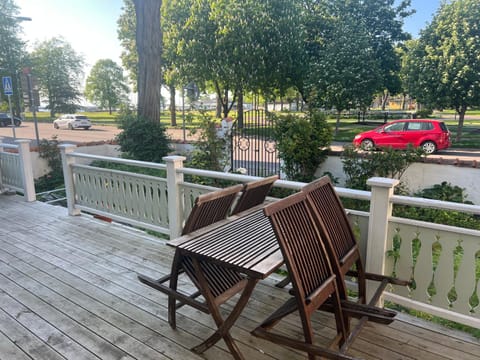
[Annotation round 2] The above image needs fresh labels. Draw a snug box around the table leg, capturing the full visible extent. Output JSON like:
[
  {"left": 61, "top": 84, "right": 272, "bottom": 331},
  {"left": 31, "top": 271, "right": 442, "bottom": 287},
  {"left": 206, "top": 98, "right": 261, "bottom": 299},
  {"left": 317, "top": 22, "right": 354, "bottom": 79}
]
[{"left": 190, "top": 258, "right": 258, "bottom": 360}]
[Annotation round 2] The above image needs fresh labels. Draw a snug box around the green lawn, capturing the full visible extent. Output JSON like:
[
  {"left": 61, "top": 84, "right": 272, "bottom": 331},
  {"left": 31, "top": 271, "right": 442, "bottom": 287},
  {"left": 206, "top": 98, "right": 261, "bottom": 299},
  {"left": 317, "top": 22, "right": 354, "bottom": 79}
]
[{"left": 22, "top": 110, "right": 480, "bottom": 149}]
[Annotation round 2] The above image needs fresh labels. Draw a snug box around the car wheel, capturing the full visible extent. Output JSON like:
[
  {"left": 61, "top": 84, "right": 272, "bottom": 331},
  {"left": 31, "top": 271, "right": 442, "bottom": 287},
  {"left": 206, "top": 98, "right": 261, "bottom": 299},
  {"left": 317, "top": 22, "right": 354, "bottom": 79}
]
[
  {"left": 421, "top": 141, "right": 437, "bottom": 154},
  {"left": 54, "top": 123, "right": 59, "bottom": 129},
  {"left": 84, "top": 127, "right": 90, "bottom": 130},
  {"left": 68, "top": 123, "right": 73, "bottom": 130},
  {"left": 360, "top": 139, "right": 374, "bottom": 150},
  {"left": 14, "top": 120, "right": 21, "bottom": 126}
]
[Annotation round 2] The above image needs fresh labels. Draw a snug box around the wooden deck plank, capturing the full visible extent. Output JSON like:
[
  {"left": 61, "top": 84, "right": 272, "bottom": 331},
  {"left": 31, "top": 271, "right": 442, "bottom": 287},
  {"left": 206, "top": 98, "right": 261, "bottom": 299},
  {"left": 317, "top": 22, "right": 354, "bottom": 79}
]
[
  {"left": 0, "top": 234, "right": 284, "bottom": 360},
  {"left": 0, "top": 273, "right": 99, "bottom": 360},
  {"left": 0, "top": 308, "right": 64, "bottom": 360},
  {"left": 0, "top": 196, "right": 479, "bottom": 360}
]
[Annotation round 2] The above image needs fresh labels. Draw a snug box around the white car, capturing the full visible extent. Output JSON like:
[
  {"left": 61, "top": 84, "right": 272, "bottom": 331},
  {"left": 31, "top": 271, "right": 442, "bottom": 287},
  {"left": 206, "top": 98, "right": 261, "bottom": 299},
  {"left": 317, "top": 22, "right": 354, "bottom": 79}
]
[{"left": 53, "top": 114, "right": 92, "bottom": 130}]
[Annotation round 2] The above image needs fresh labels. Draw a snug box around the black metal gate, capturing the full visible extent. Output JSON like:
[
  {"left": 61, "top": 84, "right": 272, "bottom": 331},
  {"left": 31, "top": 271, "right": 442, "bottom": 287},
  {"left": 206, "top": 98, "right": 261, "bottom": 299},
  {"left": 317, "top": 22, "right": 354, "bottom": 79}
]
[{"left": 230, "top": 109, "right": 280, "bottom": 177}]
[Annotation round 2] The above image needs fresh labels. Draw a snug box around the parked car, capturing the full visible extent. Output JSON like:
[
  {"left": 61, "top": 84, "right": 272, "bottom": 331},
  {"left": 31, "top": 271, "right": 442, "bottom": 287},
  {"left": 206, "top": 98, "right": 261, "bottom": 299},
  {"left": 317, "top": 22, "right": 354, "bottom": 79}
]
[
  {"left": 352, "top": 119, "right": 451, "bottom": 154},
  {"left": 53, "top": 114, "right": 92, "bottom": 130},
  {"left": 0, "top": 113, "right": 22, "bottom": 127}
]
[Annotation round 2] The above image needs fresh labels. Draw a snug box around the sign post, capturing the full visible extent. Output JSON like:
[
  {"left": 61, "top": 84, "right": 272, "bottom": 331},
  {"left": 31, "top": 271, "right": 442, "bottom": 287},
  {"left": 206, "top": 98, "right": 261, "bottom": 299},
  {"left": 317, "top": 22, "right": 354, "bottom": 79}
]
[{"left": 2, "top": 76, "right": 16, "bottom": 139}]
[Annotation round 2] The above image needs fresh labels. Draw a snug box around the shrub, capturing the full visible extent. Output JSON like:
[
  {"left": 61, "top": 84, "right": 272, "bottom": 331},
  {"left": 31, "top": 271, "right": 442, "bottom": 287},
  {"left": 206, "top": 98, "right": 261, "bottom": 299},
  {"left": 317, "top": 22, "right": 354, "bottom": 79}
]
[
  {"left": 116, "top": 110, "right": 171, "bottom": 162},
  {"left": 185, "top": 112, "right": 235, "bottom": 187},
  {"left": 34, "top": 136, "right": 64, "bottom": 193},
  {"left": 273, "top": 111, "right": 332, "bottom": 182},
  {"left": 394, "top": 182, "right": 479, "bottom": 230},
  {"left": 341, "top": 145, "right": 424, "bottom": 191},
  {"left": 415, "top": 108, "right": 433, "bottom": 118}
]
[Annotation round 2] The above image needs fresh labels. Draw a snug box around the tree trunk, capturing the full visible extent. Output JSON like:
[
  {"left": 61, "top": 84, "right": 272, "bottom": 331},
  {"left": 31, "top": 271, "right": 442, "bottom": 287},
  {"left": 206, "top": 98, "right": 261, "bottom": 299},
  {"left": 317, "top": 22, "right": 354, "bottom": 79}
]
[
  {"left": 133, "top": 0, "right": 162, "bottom": 123},
  {"left": 223, "top": 88, "right": 229, "bottom": 118},
  {"left": 169, "top": 84, "right": 176, "bottom": 126},
  {"left": 381, "top": 91, "right": 389, "bottom": 111},
  {"left": 335, "top": 111, "right": 341, "bottom": 135},
  {"left": 237, "top": 89, "right": 243, "bottom": 126},
  {"left": 456, "top": 105, "right": 467, "bottom": 142},
  {"left": 216, "top": 94, "right": 222, "bottom": 118}
]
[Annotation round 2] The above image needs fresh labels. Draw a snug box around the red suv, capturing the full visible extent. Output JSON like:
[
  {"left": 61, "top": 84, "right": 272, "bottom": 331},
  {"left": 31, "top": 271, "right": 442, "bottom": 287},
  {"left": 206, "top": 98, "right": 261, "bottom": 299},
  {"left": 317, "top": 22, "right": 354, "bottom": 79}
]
[{"left": 353, "top": 119, "right": 451, "bottom": 154}]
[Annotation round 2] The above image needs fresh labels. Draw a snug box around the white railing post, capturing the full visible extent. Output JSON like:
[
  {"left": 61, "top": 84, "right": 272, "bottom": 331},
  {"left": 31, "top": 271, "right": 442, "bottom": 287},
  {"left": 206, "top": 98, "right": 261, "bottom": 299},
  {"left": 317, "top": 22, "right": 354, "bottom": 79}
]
[
  {"left": 365, "top": 177, "right": 399, "bottom": 304},
  {"left": 15, "top": 139, "right": 36, "bottom": 202},
  {"left": 59, "top": 144, "right": 81, "bottom": 216},
  {"left": 164, "top": 155, "right": 186, "bottom": 239}
]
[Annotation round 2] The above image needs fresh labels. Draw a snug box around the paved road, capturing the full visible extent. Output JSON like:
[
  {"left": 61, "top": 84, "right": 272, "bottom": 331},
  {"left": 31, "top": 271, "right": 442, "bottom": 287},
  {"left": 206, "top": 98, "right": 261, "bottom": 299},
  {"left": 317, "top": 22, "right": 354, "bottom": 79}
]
[
  {"left": 0, "top": 121, "right": 198, "bottom": 145},
  {"left": 1, "top": 121, "right": 479, "bottom": 161}
]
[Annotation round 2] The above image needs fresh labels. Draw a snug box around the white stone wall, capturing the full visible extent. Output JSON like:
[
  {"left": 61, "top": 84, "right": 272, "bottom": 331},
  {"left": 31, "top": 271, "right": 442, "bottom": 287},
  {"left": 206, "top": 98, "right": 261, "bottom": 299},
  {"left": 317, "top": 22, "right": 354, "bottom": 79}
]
[{"left": 317, "top": 156, "right": 480, "bottom": 205}]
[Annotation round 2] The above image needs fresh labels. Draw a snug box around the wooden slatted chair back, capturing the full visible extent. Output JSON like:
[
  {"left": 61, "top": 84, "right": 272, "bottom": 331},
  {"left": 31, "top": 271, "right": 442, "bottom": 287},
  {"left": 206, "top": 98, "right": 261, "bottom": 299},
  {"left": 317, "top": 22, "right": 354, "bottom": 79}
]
[
  {"left": 302, "top": 176, "right": 366, "bottom": 301},
  {"left": 262, "top": 191, "right": 348, "bottom": 356},
  {"left": 302, "top": 176, "right": 411, "bottom": 306},
  {"left": 302, "top": 176, "right": 358, "bottom": 263},
  {"left": 230, "top": 175, "right": 278, "bottom": 215},
  {"left": 182, "top": 184, "right": 244, "bottom": 235}
]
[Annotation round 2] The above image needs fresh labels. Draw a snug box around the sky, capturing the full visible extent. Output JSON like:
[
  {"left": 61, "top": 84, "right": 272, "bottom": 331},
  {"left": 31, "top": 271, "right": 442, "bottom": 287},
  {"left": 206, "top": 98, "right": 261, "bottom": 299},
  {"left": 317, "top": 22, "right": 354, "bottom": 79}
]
[
  {"left": 15, "top": 0, "right": 124, "bottom": 72},
  {"left": 14, "top": 0, "right": 442, "bottom": 77}
]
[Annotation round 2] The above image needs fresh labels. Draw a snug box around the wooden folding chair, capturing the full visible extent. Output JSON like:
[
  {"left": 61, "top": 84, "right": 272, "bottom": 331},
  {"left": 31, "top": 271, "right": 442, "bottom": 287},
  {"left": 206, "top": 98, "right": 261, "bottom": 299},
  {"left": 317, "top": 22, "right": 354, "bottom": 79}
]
[
  {"left": 254, "top": 192, "right": 402, "bottom": 359},
  {"left": 302, "top": 176, "right": 410, "bottom": 305},
  {"left": 138, "top": 184, "right": 245, "bottom": 329},
  {"left": 230, "top": 175, "right": 278, "bottom": 215},
  {"left": 252, "top": 192, "right": 355, "bottom": 360}
]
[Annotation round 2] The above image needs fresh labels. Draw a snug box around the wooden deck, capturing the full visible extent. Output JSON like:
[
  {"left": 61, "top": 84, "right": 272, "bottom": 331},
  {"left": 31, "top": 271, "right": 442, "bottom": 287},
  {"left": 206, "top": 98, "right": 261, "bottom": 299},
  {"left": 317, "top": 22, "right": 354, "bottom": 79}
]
[{"left": 0, "top": 195, "right": 478, "bottom": 360}]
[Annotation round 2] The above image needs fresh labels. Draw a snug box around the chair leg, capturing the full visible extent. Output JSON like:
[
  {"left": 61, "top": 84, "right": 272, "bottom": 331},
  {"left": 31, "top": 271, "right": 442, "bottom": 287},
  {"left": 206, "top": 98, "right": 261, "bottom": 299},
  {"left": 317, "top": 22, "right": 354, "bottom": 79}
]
[{"left": 168, "top": 251, "right": 183, "bottom": 329}]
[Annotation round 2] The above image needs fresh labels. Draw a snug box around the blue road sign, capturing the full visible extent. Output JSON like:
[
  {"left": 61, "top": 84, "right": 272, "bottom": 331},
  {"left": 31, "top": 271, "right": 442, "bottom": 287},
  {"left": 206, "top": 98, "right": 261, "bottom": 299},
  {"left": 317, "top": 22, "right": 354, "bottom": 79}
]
[{"left": 2, "top": 76, "right": 13, "bottom": 95}]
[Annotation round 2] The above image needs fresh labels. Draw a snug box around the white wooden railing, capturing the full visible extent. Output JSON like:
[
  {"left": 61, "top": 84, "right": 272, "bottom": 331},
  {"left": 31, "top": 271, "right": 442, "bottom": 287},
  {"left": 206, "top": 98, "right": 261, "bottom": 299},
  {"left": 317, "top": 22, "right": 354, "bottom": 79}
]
[
  {"left": 0, "top": 139, "right": 35, "bottom": 201},
  {"left": 59, "top": 145, "right": 480, "bottom": 328}
]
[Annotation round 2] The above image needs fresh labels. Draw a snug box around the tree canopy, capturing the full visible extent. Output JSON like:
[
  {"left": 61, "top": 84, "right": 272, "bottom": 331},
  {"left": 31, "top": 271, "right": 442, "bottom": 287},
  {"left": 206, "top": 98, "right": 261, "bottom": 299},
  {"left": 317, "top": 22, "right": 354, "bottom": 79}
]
[
  {"left": 0, "top": 0, "right": 27, "bottom": 115},
  {"left": 85, "top": 59, "right": 129, "bottom": 114},
  {"left": 30, "top": 37, "right": 84, "bottom": 117},
  {"left": 402, "top": 0, "right": 480, "bottom": 140},
  {"left": 167, "top": 0, "right": 303, "bottom": 118}
]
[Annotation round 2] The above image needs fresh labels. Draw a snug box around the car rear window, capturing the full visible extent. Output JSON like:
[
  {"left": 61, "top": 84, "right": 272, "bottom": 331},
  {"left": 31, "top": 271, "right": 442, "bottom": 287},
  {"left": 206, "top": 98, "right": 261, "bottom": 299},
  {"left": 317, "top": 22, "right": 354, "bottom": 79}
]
[
  {"left": 74, "top": 116, "right": 88, "bottom": 120},
  {"left": 439, "top": 122, "right": 449, "bottom": 131}
]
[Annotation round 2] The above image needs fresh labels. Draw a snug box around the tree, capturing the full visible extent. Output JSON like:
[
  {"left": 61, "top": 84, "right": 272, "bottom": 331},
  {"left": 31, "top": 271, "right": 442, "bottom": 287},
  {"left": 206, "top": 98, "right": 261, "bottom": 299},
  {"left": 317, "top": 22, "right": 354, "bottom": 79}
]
[
  {"left": 118, "top": 0, "right": 186, "bottom": 126},
  {"left": 402, "top": 0, "right": 480, "bottom": 141},
  {"left": 117, "top": 0, "right": 137, "bottom": 89},
  {"left": 174, "top": 0, "right": 302, "bottom": 119},
  {"left": 132, "top": 0, "right": 162, "bottom": 123},
  {"left": 299, "top": 0, "right": 413, "bottom": 110},
  {"left": 0, "top": 0, "right": 27, "bottom": 115},
  {"left": 85, "top": 59, "right": 129, "bottom": 114},
  {"left": 304, "top": 5, "right": 381, "bottom": 134},
  {"left": 351, "top": 0, "right": 413, "bottom": 107},
  {"left": 30, "top": 37, "right": 84, "bottom": 117}
]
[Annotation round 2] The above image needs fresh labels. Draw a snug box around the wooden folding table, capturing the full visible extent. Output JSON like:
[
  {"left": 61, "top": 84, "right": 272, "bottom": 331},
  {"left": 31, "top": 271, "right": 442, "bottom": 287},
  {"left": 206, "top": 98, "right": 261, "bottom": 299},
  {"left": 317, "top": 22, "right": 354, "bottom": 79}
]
[{"left": 169, "top": 208, "right": 283, "bottom": 359}]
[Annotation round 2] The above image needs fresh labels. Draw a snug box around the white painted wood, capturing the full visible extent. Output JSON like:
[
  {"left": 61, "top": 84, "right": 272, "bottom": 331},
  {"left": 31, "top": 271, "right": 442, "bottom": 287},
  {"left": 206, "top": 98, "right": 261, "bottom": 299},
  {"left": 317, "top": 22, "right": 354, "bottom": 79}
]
[
  {"left": 365, "top": 177, "right": 399, "bottom": 304},
  {"left": 15, "top": 139, "right": 35, "bottom": 202},
  {"left": 59, "top": 144, "right": 81, "bottom": 216},
  {"left": 164, "top": 156, "right": 186, "bottom": 239}
]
